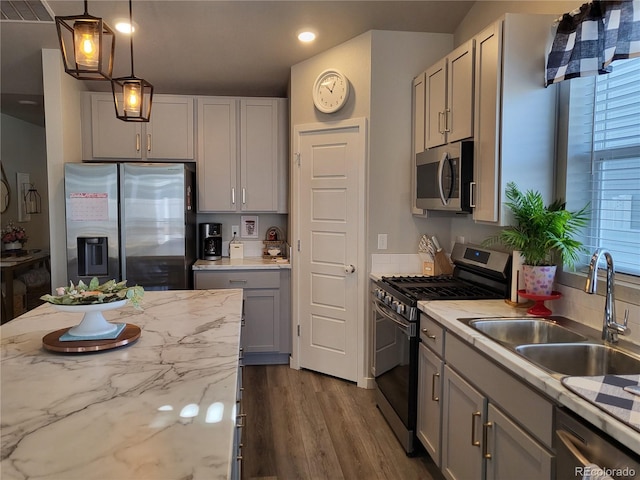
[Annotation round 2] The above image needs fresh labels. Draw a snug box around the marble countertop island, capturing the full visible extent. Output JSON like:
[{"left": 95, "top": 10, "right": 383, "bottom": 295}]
[{"left": 1, "top": 289, "right": 243, "bottom": 480}]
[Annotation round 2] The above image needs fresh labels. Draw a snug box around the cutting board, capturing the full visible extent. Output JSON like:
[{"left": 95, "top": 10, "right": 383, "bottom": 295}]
[{"left": 562, "top": 375, "right": 640, "bottom": 432}]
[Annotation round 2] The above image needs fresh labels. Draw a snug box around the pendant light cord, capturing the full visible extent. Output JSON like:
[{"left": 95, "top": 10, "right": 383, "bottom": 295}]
[
  {"left": 83, "top": 0, "right": 88, "bottom": 15},
  {"left": 128, "top": 0, "right": 135, "bottom": 77}
]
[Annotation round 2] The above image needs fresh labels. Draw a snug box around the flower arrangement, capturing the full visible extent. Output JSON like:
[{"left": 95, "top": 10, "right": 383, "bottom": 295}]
[
  {"left": 41, "top": 278, "right": 144, "bottom": 308},
  {"left": 1, "top": 221, "right": 28, "bottom": 244}
]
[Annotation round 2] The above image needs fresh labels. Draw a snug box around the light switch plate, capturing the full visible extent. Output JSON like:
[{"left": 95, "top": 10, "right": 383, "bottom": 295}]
[{"left": 378, "top": 234, "right": 388, "bottom": 250}]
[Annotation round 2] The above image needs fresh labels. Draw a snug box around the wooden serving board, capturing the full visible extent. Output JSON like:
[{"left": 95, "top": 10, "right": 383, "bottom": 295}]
[{"left": 42, "top": 324, "right": 141, "bottom": 353}]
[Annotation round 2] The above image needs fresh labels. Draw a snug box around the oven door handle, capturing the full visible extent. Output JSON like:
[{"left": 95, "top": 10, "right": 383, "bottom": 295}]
[{"left": 373, "top": 300, "right": 415, "bottom": 337}]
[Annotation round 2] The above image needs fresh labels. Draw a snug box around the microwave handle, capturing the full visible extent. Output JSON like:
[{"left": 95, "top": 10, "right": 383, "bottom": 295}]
[
  {"left": 437, "top": 152, "right": 449, "bottom": 205},
  {"left": 470, "top": 182, "right": 477, "bottom": 208}
]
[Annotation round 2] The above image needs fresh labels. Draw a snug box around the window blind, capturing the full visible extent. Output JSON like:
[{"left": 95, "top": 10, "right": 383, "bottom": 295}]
[{"left": 567, "top": 57, "right": 640, "bottom": 276}]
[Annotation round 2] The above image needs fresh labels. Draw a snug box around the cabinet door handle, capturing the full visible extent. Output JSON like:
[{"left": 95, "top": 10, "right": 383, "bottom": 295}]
[
  {"left": 469, "top": 182, "right": 477, "bottom": 208},
  {"left": 147, "top": 133, "right": 151, "bottom": 152},
  {"left": 229, "top": 279, "right": 248, "bottom": 284},
  {"left": 431, "top": 372, "right": 440, "bottom": 402},
  {"left": 242, "top": 188, "right": 246, "bottom": 205},
  {"left": 136, "top": 133, "right": 140, "bottom": 152},
  {"left": 421, "top": 328, "right": 437, "bottom": 340},
  {"left": 438, "top": 111, "right": 445, "bottom": 134},
  {"left": 231, "top": 187, "right": 236, "bottom": 205},
  {"left": 471, "top": 411, "right": 481, "bottom": 446},
  {"left": 444, "top": 108, "right": 451, "bottom": 132},
  {"left": 483, "top": 421, "right": 493, "bottom": 459}
]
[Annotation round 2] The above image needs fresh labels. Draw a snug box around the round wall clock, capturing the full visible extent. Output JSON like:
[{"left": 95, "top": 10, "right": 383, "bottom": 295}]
[{"left": 312, "top": 69, "right": 350, "bottom": 113}]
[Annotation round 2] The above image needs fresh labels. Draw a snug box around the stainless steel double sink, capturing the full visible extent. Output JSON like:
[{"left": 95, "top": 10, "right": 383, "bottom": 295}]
[{"left": 458, "top": 317, "right": 640, "bottom": 377}]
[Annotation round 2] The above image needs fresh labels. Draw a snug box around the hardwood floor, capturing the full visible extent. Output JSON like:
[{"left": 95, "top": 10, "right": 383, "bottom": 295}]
[{"left": 242, "top": 365, "right": 444, "bottom": 480}]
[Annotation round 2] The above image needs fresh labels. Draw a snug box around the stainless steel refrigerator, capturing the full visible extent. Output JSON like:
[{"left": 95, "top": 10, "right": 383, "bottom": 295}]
[{"left": 64, "top": 162, "right": 196, "bottom": 290}]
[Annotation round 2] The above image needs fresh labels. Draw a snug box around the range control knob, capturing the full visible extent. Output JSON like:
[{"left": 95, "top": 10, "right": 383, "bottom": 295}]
[
  {"left": 384, "top": 294, "right": 392, "bottom": 305},
  {"left": 396, "top": 303, "right": 405, "bottom": 315}
]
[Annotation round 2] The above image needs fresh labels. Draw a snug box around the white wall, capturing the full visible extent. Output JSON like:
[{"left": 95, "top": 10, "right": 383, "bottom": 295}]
[
  {"left": 0, "top": 114, "right": 49, "bottom": 250},
  {"left": 42, "top": 49, "right": 86, "bottom": 289},
  {"left": 369, "top": 31, "right": 454, "bottom": 255}
]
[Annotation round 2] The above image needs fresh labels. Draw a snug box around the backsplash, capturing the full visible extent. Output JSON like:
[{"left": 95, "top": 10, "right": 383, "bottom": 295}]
[{"left": 371, "top": 254, "right": 423, "bottom": 274}]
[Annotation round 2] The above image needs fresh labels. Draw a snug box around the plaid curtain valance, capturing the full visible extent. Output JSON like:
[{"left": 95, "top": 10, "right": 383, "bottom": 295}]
[{"left": 545, "top": 0, "right": 640, "bottom": 86}]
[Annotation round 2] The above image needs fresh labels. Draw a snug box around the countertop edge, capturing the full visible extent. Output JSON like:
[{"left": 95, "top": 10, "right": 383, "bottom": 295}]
[{"left": 193, "top": 257, "right": 291, "bottom": 270}]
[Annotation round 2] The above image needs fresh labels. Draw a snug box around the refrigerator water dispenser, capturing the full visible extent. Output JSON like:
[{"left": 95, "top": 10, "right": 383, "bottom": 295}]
[{"left": 77, "top": 237, "right": 108, "bottom": 277}]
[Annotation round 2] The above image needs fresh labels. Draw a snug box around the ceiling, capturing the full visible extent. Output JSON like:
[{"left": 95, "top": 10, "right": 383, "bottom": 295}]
[{"left": 1, "top": 0, "right": 475, "bottom": 125}]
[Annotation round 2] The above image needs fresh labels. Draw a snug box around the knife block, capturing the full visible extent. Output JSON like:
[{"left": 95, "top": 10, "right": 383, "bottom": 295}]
[{"left": 422, "top": 250, "right": 453, "bottom": 276}]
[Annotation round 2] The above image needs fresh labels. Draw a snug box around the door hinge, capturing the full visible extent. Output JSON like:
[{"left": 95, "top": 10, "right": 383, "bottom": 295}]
[
  {"left": 297, "top": 324, "right": 301, "bottom": 336},
  {"left": 295, "top": 152, "right": 301, "bottom": 166}
]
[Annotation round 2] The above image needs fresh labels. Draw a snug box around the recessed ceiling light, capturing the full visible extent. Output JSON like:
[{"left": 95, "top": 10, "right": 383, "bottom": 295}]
[
  {"left": 298, "top": 31, "right": 316, "bottom": 43},
  {"left": 115, "top": 22, "right": 135, "bottom": 34}
]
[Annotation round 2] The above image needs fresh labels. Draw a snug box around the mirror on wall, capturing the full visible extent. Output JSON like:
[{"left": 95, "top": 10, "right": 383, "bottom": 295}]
[{"left": 1, "top": 163, "right": 10, "bottom": 213}]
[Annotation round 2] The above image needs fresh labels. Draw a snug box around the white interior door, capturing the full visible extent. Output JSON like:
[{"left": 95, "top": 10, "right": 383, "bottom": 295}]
[{"left": 294, "top": 120, "right": 365, "bottom": 383}]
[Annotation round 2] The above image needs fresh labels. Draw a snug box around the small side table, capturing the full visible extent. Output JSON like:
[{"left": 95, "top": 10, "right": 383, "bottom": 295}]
[{"left": 1, "top": 251, "right": 50, "bottom": 323}]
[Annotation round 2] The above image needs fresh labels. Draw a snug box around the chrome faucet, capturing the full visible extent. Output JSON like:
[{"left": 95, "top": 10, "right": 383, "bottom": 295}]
[{"left": 584, "top": 249, "right": 630, "bottom": 343}]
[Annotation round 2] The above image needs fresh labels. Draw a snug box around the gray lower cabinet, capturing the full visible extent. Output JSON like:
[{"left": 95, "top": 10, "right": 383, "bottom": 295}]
[
  {"left": 417, "top": 319, "right": 445, "bottom": 466},
  {"left": 194, "top": 269, "right": 291, "bottom": 364},
  {"left": 441, "top": 365, "right": 485, "bottom": 480},
  {"left": 421, "top": 313, "right": 555, "bottom": 480}
]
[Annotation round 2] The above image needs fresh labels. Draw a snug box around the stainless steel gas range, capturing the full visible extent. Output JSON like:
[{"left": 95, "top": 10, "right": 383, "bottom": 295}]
[{"left": 371, "top": 243, "right": 511, "bottom": 455}]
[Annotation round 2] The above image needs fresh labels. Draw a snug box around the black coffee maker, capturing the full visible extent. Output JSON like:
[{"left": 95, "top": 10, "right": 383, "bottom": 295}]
[{"left": 200, "top": 223, "right": 222, "bottom": 260}]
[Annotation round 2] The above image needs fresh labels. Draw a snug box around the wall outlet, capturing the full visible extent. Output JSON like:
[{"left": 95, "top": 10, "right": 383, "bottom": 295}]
[
  {"left": 377, "top": 233, "right": 388, "bottom": 250},
  {"left": 232, "top": 225, "right": 239, "bottom": 237}
]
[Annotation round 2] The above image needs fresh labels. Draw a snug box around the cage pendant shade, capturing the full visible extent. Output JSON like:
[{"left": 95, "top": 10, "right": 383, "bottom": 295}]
[
  {"left": 112, "top": 77, "right": 153, "bottom": 122},
  {"left": 111, "top": 0, "right": 153, "bottom": 122},
  {"left": 55, "top": 1, "right": 114, "bottom": 81}
]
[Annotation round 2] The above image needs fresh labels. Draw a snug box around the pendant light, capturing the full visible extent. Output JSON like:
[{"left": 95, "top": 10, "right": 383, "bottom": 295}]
[
  {"left": 55, "top": 0, "right": 115, "bottom": 81},
  {"left": 111, "top": 0, "right": 153, "bottom": 122}
]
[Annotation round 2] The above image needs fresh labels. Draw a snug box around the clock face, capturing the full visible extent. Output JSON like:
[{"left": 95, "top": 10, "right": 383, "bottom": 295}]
[{"left": 313, "top": 69, "right": 350, "bottom": 113}]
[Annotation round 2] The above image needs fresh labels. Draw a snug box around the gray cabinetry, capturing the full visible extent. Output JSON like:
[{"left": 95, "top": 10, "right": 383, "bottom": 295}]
[
  {"left": 424, "top": 40, "right": 474, "bottom": 149},
  {"left": 417, "top": 317, "right": 445, "bottom": 465},
  {"left": 441, "top": 365, "right": 485, "bottom": 480},
  {"left": 443, "top": 333, "right": 554, "bottom": 480},
  {"left": 472, "top": 14, "right": 557, "bottom": 224},
  {"left": 194, "top": 269, "right": 291, "bottom": 364},
  {"left": 82, "top": 93, "right": 195, "bottom": 160},
  {"left": 197, "top": 97, "right": 288, "bottom": 213}
]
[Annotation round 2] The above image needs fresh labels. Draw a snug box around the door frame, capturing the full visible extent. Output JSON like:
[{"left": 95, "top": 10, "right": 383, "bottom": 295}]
[{"left": 291, "top": 117, "right": 370, "bottom": 388}]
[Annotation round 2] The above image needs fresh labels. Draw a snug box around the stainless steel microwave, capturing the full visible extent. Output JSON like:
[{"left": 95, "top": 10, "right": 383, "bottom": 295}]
[{"left": 416, "top": 140, "right": 473, "bottom": 213}]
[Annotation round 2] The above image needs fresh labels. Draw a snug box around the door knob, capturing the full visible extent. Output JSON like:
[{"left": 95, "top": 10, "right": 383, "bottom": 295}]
[{"left": 344, "top": 264, "right": 356, "bottom": 274}]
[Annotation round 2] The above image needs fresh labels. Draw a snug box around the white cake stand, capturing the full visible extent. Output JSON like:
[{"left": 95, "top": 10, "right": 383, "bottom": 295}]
[{"left": 53, "top": 300, "right": 127, "bottom": 336}]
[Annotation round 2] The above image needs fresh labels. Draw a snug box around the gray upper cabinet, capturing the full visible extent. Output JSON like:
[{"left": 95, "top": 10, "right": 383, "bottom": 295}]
[
  {"left": 197, "top": 97, "right": 288, "bottom": 213},
  {"left": 82, "top": 93, "right": 195, "bottom": 161},
  {"left": 472, "top": 14, "right": 557, "bottom": 225},
  {"left": 424, "top": 40, "right": 474, "bottom": 149}
]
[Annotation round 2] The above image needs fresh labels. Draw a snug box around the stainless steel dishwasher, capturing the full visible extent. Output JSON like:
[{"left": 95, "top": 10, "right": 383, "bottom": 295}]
[{"left": 555, "top": 407, "right": 639, "bottom": 479}]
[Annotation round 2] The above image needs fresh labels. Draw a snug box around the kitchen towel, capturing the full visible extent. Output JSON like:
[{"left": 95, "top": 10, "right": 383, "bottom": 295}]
[{"left": 562, "top": 374, "right": 640, "bottom": 432}]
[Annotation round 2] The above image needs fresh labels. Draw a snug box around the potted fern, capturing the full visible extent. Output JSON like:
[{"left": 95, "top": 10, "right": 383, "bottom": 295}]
[{"left": 483, "top": 182, "right": 589, "bottom": 296}]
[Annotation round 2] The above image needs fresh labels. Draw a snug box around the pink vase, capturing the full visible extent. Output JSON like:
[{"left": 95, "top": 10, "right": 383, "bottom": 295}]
[{"left": 522, "top": 265, "right": 556, "bottom": 296}]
